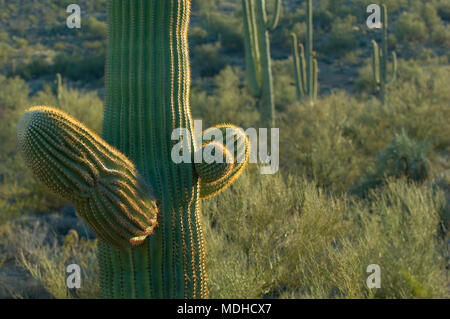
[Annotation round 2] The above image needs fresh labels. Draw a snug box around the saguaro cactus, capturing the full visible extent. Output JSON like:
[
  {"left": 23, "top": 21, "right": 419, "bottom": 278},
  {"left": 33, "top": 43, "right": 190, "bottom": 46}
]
[
  {"left": 17, "top": 0, "right": 250, "bottom": 299},
  {"left": 291, "top": 0, "right": 318, "bottom": 103},
  {"left": 55, "top": 73, "right": 63, "bottom": 106},
  {"left": 242, "top": 0, "right": 282, "bottom": 127},
  {"left": 371, "top": 4, "right": 397, "bottom": 106}
]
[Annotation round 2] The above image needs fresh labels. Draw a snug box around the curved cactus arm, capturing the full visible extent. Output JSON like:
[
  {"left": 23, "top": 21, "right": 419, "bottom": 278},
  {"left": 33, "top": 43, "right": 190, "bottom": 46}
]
[
  {"left": 197, "top": 124, "right": 250, "bottom": 200},
  {"left": 291, "top": 33, "right": 305, "bottom": 99},
  {"left": 195, "top": 141, "right": 235, "bottom": 184},
  {"left": 371, "top": 40, "right": 381, "bottom": 88},
  {"left": 17, "top": 106, "right": 159, "bottom": 249},
  {"left": 312, "top": 58, "right": 318, "bottom": 101},
  {"left": 265, "top": 0, "right": 282, "bottom": 32},
  {"left": 298, "top": 43, "right": 307, "bottom": 95},
  {"left": 389, "top": 51, "right": 397, "bottom": 83}
]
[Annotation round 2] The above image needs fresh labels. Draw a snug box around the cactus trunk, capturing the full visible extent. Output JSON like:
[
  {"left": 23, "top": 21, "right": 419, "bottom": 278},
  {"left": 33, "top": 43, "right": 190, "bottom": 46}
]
[
  {"left": 371, "top": 4, "right": 397, "bottom": 106},
  {"left": 242, "top": 0, "right": 281, "bottom": 127},
  {"left": 101, "top": 0, "right": 206, "bottom": 299}
]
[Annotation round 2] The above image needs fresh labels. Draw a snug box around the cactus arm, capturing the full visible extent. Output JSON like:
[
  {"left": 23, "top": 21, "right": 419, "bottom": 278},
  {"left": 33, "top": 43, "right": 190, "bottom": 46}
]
[
  {"left": 299, "top": 43, "right": 307, "bottom": 95},
  {"left": 265, "top": 0, "right": 282, "bottom": 32},
  {"left": 371, "top": 40, "right": 380, "bottom": 88},
  {"left": 17, "top": 106, "right": 159, "bottom": 249},
  {"left": 389, "top": 51, "right": 397, "bottom": 83},
  {"left": 380, "top": 4, "right": 388, "bottom": 105},
  {"left": 291, "top": 33, "right": 304, "bottom": 100},
  {"left": 312, "top": 58, "right": 318, "bottom": 101},
  {"left": 305, "top": 0, "right": 313, "bottom": 100},
  {"left": 381, "top": 4, "right": 388, "bottom": 84},
  {"left": 196, "top": 124, "right": 250, "bottom": 200}
]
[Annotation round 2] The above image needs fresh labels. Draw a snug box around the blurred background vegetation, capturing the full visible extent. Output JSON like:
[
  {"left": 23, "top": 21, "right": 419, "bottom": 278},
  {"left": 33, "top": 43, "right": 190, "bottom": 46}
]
[{"left": 0, "top": 0, "right": 448, "bottom": 298}]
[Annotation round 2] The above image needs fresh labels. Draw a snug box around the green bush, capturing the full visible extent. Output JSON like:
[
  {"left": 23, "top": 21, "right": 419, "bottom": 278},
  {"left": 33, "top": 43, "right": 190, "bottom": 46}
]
[
  {"left": 395, "top": 12, "right": 428, "bottom": 43},
  {"left": 354, "top": 132, "right": 431, "bottom": 196},
  {"left": 85, "top": 17, "right": 107, "bottom": 39},
  {"left": 191, "top": 42, "right": 226, "bottom": 77},
  {"left": 191, "top": 66, "right": 259, "bottom": 128},
  {"left": 323, "top": 15, "right": 357, "bottom": 53},
  {"left": 437, "top": 0, "right": 450, "bottom": 21},
  {"left": 203, "top": 168, "right": 449, "bottom": 298}
]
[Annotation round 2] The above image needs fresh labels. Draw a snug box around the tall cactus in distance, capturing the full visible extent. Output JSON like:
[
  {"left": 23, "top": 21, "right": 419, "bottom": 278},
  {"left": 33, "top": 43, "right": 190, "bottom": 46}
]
[
  {"left": 371, "top": 4, "right": 397, "bottom": 106},
  {"left": 55, "top": 73, "right": 63, "bottom": 107},
  {"left": 16, "top": 0, "right": 250, "bottom": 299},
  {"left": 242, "top": 0, "right": 282, "bottom": 127},
  {"left": 291, "top": 0, "right": 318, "bottom": 104}
]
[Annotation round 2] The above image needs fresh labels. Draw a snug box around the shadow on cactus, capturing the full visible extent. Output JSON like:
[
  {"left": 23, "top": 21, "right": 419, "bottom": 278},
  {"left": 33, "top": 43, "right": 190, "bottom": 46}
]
[
  {"left": 16, "top": 0, "right": 250, "bottom": 299},
  {"left": 353, "top": 132, "right": 430, "bottom": 197}
]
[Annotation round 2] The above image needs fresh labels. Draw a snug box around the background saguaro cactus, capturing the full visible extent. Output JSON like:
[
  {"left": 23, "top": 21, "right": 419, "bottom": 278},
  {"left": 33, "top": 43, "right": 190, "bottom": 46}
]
[
  {"left": 242, "top": 0, "right": 281, "bottom": 127},
  {"left": 55, "top": 73, "right": 62, "bottom": 106},
  {"left": 17, "top": 0, "right": 249, "bottom": 299},
  {"left": 291, "top": 0, "right": 318, "bottom": 104},
  {"left": 371, "top": 4, "right": 397, "bottom": 106}
]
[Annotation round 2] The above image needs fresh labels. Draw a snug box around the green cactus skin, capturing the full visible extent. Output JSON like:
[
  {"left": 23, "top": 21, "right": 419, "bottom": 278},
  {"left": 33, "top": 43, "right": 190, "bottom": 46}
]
[
  {"left": 371, "top": 5, "right": 397, "bottom": 106},
  {"left": 17, "top": 0, "right": 250, "bottom": 299},
  {"left": 242, "top": 0, "right": 281, "bottom": 127},
  {"left": 291, "top": 0, "right": 318, "bottom": 104}
]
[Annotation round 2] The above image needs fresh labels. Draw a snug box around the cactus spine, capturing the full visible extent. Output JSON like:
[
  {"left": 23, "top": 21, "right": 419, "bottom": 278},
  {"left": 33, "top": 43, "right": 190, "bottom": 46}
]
[
  {"left": 17, "top": 0, "right": 249, "bottom": 299},
  {"left": 242, "top": 0, "right": 281, "bottom": 127},
  {"left": 291, "top": 0, "right": 318, "bottom": 104},
  {"left": 371, "top": 4, "right": 397, "bottom": 106}
]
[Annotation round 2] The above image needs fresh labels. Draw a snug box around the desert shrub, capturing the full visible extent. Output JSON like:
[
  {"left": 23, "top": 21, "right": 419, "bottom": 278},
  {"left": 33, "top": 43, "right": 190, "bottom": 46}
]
[
  {"left": 395, "top": 12, "right": 427, "bottom": 43},
  {"left": 354, "top": 132, "right": 431, "bottom": 196},
  {"left": 355, "top": 181, "right": 448, "bottom": 298},
  {"left": 15, "top": 58, "right": 51, "bottom": 80},
  {"left": 203, "top": 169, "right": 353, "bottom": 298},
  {"left": 279, "top": 92, "right": 369, "bottom": 193},
  {"left": 323, "top": 15, "right": 357, "bottom": 53},
  {"left": 437, "top": 0, "right": 450, "bottom": 21},
  {"left": 191, "top": 66, "right": 259, "bottom": 128},
  {"left": 202, "top": 12, "right": 244, "bottom": 53},
  {"left": 30, "top": 81, "right": 103, "bottom": 134},
  {"left": 52, "top": 53, "right": 105, "bottom": 82},
  {"left": 0, "top": 77, "right": 104, "bottom": 224},
  {"left": 0, "top": 77, "right": 66, "bottom": 223},
  {"left": 189, "top": 26, "right": 208, "bottom": 46},
  {"left": 204, "top": 169, "right": 449, "bottom": 298},
  {"left": 272, "top": 58, "right": 297, "bottom": 112},
  {"left": 0, "top": 220, "right": 99, "bottom": 299},
  {"left": 423, "top": 2, "right": 443, "bottom": 31},
  {"left": 191, "top": 42, "right": 226, "bottom": 78},
  {"left": 0, "top": 43, "right": 13, "bottom": 66},
  {"left": 85, "top": 16, "right": 107, "bottom": 39},
  {"left": 431, "top": 24, "right": 450, "bottom": 46},
  {"left": 433, "top": 172, "right": 450, "bottom": 232}
]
